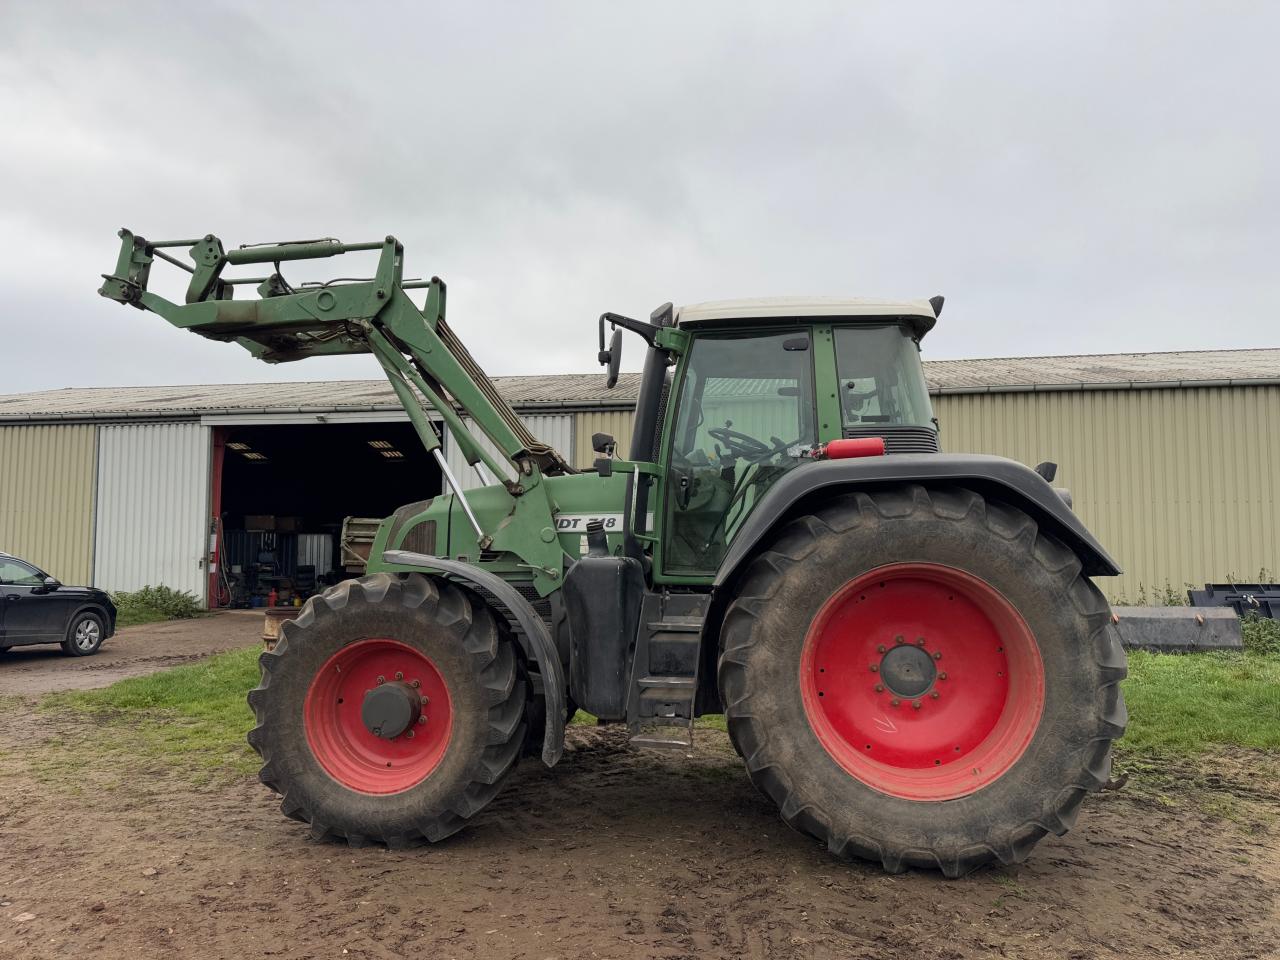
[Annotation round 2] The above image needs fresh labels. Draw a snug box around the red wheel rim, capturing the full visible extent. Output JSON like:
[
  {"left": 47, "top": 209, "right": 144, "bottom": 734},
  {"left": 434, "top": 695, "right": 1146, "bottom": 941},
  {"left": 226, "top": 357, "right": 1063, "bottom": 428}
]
[
  {"left": 799, "top": 563, "right": 1044, "bottom": 801},
  {"left": 304, "top": 638, "right": 452, "bottom": 795}
]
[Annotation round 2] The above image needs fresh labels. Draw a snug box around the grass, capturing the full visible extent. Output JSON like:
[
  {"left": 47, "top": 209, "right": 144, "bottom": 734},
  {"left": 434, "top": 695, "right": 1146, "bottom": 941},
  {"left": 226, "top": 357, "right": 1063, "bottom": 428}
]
[
  {"left": 115, "top": 607, "right": 173, "bottom": 628},
  {"left": 16, "top": 634, "right": 1280, "bottom": 787},
  {"left": 38, "top": 646, "right": 261, "bottom": 778},
  {"left": 1118, "top": 650, "right": 1280, "bottom": 756}
]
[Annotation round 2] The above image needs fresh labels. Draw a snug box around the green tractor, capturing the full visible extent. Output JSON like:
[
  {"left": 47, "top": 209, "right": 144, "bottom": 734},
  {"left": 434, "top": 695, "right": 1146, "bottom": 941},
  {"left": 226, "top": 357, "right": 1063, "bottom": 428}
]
[{"left": 101, "top": 231, "right": 1126, "bottom": 876}]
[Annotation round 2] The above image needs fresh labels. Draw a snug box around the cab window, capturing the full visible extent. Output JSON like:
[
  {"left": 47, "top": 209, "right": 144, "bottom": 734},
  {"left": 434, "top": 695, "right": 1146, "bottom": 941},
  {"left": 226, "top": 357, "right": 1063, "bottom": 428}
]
[
  {"left": 833, "top": 324, "right": 935, "bottom": 430},
  {"left": 664, "top": 330, "right": 816, "bottom": 575}
]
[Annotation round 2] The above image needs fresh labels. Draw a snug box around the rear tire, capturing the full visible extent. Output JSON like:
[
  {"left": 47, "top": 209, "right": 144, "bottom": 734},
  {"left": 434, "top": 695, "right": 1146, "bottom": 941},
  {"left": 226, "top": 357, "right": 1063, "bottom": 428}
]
[
  {"left": 718, "top": 485, "right": 1127, "bottom": 877},
  {"left": 248, "top": 573, "right": 527, "bottom": 847}
]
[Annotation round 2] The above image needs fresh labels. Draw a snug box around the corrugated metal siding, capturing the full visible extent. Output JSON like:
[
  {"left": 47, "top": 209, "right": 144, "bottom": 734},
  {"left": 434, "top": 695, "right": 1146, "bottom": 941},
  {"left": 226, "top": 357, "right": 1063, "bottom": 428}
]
[
  {"left": 934, "top": 386, "right": 1280, "bottom": 601},
  {"left": 443, "top": 415, "right": 575, "bottom": 491},
  {"left": 0, "top": 424, "right": 97, "bottom": 584},
  {"left": 94, "top": 423, "right": 211, "bottom": 600},
  {"left": 298, "top": 533, "right": 335, "bottom": 578},
  {"left": 573, "top": 410, "right": 637, "bottom": 467}
]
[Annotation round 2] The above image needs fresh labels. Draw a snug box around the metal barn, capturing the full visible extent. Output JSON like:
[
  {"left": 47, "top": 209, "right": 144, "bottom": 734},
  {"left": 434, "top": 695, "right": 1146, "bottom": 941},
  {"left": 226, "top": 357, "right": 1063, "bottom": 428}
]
[{"left": 0, "top": 348, "right": 1275, "bottom": 603}]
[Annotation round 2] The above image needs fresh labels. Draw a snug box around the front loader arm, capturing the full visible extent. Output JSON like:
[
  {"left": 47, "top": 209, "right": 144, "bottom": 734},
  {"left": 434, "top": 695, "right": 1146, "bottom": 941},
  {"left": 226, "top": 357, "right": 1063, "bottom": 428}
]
[{"left": 100, "top": 229, "right": 571, "bottom": 594}]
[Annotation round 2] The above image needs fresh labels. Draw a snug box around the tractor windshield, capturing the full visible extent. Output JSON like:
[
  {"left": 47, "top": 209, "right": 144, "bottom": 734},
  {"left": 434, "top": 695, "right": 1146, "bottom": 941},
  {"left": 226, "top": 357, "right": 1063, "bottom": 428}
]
[{"left": 664, "top": 330, "right": 816, "bottom": 574}]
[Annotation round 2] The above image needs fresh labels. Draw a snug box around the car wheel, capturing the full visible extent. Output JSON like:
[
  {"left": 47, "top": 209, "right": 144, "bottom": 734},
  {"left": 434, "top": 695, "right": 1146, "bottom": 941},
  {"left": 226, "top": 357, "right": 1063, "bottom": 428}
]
[{"left": 62, "top": 612, "right": 105, "bottom": 657}]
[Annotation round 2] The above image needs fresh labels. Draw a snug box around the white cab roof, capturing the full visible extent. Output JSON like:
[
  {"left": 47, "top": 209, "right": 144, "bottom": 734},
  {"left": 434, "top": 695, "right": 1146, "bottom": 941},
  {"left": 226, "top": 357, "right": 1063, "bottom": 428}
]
[{"left": 675, "top": 296, "right": 939, "bottom": 327}]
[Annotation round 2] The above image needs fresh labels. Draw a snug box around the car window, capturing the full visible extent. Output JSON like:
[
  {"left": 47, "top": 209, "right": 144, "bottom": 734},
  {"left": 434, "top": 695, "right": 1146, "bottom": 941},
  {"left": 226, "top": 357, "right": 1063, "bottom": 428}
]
[{"left": 0, "top": 558, "right": 44, "bottom": 585}]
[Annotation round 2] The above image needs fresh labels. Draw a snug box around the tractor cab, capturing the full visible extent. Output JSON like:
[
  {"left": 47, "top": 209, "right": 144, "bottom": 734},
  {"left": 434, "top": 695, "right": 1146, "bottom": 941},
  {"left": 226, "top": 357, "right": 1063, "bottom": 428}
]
[{"left": 655, "top": 299, "right": 941, "bottom": 575}]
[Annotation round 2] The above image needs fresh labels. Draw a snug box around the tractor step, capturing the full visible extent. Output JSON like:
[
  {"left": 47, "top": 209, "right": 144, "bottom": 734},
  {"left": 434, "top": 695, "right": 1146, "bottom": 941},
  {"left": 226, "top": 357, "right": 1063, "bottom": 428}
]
[
  {"left": 629, "top": 728, "right": 695, "bottom": 753},
  {"left": 646, "top": 616, "right": 703, "bottom": 632},
  {"left": 627, "top": 594, "right": 710, "bottom": 755}
]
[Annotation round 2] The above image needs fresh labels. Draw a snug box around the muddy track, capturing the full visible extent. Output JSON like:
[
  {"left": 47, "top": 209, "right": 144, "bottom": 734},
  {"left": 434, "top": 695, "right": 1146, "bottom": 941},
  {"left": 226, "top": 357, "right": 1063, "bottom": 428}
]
[{"left": 0, "top": 717, "right": 1276, "bottom": 959}]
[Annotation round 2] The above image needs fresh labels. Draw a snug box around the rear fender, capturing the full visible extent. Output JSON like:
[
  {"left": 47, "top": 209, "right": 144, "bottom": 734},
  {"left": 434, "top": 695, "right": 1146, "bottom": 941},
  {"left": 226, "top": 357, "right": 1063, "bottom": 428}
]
[
  {"left": 381, "top": 550, "right": 565, "bottom": 767},
  {"left": 715, "top": 454, "right": 1121, "bottom": 590}
]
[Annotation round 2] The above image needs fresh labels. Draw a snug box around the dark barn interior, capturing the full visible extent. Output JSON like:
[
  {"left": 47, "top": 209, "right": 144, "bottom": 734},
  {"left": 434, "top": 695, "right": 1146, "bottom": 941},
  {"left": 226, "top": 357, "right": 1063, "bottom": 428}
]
[{"left": 214, "top": 422, "right": 441, "bottom": 606}]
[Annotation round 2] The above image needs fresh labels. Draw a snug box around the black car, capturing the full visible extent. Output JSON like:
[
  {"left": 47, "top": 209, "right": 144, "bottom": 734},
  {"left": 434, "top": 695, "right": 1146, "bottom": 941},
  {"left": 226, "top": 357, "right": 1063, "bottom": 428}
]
[{"left": 0, "top": 552, "right": 116, "bottom": 656}]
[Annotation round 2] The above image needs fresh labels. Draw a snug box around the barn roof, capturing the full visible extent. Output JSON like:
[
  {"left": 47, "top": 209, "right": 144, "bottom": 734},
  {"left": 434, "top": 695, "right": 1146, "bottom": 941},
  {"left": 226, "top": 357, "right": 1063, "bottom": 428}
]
[{"left": 1, "top": 348, "right": 1277, "bottom": 421}]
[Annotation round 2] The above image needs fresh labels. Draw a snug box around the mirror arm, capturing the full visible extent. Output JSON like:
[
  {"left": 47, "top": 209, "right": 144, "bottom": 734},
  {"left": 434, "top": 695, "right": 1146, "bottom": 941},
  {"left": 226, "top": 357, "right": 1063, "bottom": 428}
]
[{"left": 597, "top": 312, "right": 660, "bottom": 347}]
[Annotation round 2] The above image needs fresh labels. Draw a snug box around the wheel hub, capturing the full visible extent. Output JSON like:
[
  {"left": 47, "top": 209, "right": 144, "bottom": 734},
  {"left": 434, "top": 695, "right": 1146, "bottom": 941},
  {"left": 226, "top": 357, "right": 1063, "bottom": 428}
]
[
  {"left": 361, "top": 681, "right": 423, "bottom": 739},
  {"left": 879, "top": 643, "right": 936, "bottom": 698}
]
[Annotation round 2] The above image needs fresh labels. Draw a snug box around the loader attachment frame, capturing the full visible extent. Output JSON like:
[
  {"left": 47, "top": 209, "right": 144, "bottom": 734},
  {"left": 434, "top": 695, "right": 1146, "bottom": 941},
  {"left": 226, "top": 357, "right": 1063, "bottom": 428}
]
[{"left": 100, "top": 229, "right": 572, "bottom": 594}]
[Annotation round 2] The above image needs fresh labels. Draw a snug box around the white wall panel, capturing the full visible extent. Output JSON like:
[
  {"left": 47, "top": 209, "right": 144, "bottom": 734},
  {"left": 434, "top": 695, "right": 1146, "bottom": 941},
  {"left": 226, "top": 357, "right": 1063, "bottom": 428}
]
[
  {"left": 443, "top": 415, "right": 575, "bottom": 491},
  {"left": 94, "top": 423, "right": 211, "bottom": 600}
]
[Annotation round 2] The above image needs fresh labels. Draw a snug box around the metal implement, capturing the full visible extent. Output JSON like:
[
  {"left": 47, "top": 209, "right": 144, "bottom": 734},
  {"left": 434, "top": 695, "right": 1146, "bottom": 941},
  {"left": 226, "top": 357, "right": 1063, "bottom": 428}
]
[
  {"left": 1188, "top": 582, "right": 1280, "bottom": 619},
  {"left": 1112, "top": 605, "right": 1244, "bottom": 652},
  {"left": 101, "top": 229, "right": 569, "bottom": 596}
]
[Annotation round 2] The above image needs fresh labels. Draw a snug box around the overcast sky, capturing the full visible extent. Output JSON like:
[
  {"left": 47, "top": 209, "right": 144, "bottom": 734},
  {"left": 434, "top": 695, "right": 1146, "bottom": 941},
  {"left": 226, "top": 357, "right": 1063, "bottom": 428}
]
[{"left": 1, "top": 1, "right": 1276, "bottom": 395}]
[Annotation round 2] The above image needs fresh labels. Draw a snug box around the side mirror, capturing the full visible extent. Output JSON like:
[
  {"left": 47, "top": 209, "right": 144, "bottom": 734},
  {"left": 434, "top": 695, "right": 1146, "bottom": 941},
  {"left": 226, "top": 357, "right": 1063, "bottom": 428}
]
[
  {"left": 41, "top": 576, "right": 60, "bottom": 593},
  {"left": 591, "top": 432, "right": 616, "bottom": 455},
  {"left": 598, "top": 327, "right": 622, "bottom": 389}
]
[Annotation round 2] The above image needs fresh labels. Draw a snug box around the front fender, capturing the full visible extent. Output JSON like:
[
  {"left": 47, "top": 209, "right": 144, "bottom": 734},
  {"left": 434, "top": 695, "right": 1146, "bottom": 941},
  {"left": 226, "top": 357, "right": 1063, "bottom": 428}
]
[
  {"left": 381, "top": 550, "right": 565, "bottom": 767},
  {"left": 715, "top": 454, "right": 1121, "bottom": 589}
]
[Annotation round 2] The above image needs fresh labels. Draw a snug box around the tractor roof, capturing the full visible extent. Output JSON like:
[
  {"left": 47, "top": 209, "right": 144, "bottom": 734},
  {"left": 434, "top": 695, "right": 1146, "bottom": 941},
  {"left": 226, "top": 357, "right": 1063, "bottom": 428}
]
[{"left": 675, "top": 296, "right": 940, "bottom": 338}]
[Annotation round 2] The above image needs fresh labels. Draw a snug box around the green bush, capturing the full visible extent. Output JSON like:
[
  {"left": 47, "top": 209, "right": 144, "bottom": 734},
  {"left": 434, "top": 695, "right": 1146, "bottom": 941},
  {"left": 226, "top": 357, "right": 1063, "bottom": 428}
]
[
  {"left": 1241, "top": 614, "right": 1280, "bottom": 655},
  {"left": 110, "top": 585, "right": 204, "bottom": 626}
]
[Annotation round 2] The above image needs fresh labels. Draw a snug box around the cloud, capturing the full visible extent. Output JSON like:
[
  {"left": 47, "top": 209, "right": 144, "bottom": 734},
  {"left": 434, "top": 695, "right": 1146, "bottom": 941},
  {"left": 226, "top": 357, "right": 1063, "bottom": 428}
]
[{"left": 1, "top": 1, "right": 1276, "bottom": 393}]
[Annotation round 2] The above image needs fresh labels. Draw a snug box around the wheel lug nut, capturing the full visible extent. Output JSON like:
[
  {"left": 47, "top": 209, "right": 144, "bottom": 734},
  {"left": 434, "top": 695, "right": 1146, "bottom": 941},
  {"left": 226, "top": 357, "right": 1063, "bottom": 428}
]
[
  {"left": 376, "top": 675, "right": 386, "bottom": 685},
  {"left": 417, "top": 715, "right": 427, "bottom": 725},
  {"left": 874, "top": 684, "right": 884, "bottom": 693},
  {"left": 406, "top": 729, "right": 415, "bottom": 738},
  {"left": 877, "top": 644, "right": 886, "bottom": 653},
  {"left": 411, "top": 679, "right": 420, "bottom": 688},
  {"left": 890, "top": 698, "right": 901, "bottom": 707},
  {"left": 869, "top": 664, "right": 879, "bottom": 673},
  {"left": 939, "top": 672, "right": 948, "bottom": 680},
  {"left": 930, "top": 691, "right": 940, "bottom": 699},
  {"left": 894, "top": 635, "right": 905, "bottom": 644},
  {"left": 395, "top": 671, "right": 404, "bottom": 681},
  {"left": 916, "top": 637, "right": 926, "bottom": 646},
  {"left": 912, "top": 699, "right": 922, "bottom": 709},
  {"left": 933, "top": 651, "right": 943, "bottom": 660}
]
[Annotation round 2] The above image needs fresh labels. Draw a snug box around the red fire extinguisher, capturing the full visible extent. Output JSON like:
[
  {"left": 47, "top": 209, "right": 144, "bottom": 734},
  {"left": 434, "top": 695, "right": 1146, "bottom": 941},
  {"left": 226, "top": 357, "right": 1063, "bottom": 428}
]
[{"left": 268, "top": 587, "right": 279, "bottom": 607}]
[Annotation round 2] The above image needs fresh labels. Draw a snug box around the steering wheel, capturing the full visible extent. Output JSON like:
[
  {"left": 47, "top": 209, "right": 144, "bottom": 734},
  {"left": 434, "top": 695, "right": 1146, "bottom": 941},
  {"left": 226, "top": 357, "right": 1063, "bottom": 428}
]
[{"left": 707, "top": 426, "right": 773, "bottom": 461}]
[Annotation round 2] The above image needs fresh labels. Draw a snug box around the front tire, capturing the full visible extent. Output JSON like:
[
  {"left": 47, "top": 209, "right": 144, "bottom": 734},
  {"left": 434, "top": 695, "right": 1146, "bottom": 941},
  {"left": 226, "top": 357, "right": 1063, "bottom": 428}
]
[
  {"left": 248, "top": 573, "right": 527, "bottom": 847},
  {"left": 62, "top": 611, "right": 104, "bottom": 656},
  {"left": 718, "top": 485, "right": 1127, "bottom": 877}
]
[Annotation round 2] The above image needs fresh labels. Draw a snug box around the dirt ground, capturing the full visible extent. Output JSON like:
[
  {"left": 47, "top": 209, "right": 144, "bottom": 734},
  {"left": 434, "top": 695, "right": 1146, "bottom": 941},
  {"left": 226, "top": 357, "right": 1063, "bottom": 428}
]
[
  {"left": 0, "top": 708, "right": 1277, "bottom": 960},
  {"left": 0, "top": 611, "right": 263, "bottom": 696},
  {"left": 0, "top": 613, "right": 1275, "bottom": 957}
]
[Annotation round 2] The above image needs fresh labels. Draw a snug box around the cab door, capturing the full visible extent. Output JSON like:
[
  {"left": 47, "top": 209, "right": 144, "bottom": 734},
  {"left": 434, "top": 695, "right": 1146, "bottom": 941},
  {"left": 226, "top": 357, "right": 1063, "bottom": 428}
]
[{"left": 659, "top": 328, "right": 818, "bottom": 580}]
